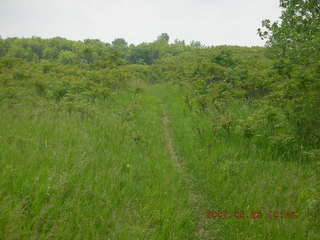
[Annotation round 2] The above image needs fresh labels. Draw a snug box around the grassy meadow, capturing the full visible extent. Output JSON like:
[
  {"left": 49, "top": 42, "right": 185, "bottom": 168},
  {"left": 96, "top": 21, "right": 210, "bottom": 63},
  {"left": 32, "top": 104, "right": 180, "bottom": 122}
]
[
  {"left": 1, "top": 4, "right": 320, "bottom": 237},
  {"left": 0, "top": 87, "right": 198, "bottom": 239},
  {"left": 0, "top": 82, "right": 319, "bottom": 239}
]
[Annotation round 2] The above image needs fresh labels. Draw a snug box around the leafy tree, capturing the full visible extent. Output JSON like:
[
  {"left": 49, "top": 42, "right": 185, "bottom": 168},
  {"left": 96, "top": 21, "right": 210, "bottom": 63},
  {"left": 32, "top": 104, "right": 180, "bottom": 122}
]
[
  {"left": 174, "top": 39, "right": 186, "bottom": 46},
  {"left": 259, "top": 0, "right": 320, "bottom": 145},
  {"left": 128, "top": 43, "right": 160, "bottom": 64},
  {"left": 190, "top": 40, "right": 203, "bottom": 48},
  {"left": 112, "top": 38, "right": 128, "bottom": 48},
  {"left": 58, "top": 50, "right": 79, "bottom": 64},
  {"left": 0, "top": 38, "right": 8, "bottom": 57},
  {"left": 157, "top": 33, "right": 170, "bottom": 43},
  {"left": 80, "top": 47, "right": 97, "bottom": 64}
]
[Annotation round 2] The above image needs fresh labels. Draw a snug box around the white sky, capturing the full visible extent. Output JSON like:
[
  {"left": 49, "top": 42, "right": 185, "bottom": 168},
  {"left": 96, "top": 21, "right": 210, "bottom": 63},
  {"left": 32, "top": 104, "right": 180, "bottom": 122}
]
[{"left": 0, "top": 0, "right": 282, "bottom": 46}]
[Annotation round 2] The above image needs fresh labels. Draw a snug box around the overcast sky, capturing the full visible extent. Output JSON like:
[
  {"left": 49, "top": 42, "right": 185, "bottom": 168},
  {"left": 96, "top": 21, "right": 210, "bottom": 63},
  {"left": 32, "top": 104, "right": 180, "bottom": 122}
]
[{"left": 0, "top": 0, "right": 282, "bottom": 46}]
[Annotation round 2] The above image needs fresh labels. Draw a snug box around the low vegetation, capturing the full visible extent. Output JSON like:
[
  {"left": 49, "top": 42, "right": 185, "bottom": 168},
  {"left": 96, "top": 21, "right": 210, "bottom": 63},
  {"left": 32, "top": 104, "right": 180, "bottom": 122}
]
[{"left": 0, "top": 0, "right": 319, "bottom": 239}]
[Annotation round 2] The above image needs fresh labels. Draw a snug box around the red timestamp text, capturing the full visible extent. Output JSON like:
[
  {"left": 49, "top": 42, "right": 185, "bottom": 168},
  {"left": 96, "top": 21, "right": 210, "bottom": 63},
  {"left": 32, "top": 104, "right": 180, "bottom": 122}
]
[{"left": 206, "top": 210, "right": 298, "bottom": 220}]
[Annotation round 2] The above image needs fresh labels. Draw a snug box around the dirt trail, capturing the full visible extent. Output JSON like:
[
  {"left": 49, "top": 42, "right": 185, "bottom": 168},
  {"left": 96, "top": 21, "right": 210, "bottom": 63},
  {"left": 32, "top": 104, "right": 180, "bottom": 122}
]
[{"left": 161, "top": 106, "right": 210, "bottom": 239}]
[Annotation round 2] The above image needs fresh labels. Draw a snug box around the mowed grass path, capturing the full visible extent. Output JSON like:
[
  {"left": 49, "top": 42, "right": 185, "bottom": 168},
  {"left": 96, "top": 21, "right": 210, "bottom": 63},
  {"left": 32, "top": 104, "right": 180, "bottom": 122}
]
[{"left": 0, "top": 83, "right": 319, "bottom": 239}]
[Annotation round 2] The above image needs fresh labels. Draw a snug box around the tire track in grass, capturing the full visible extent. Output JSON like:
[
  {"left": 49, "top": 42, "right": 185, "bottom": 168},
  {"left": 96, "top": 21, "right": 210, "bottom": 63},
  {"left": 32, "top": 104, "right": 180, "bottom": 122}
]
[{"left": 161, "top": 105, "right": 211, "bottom": 239}]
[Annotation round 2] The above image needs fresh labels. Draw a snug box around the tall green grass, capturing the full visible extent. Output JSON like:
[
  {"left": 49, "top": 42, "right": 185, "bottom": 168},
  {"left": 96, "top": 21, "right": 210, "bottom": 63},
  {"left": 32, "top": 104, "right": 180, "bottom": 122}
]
[
  {"left": 154, "top": 83, "right": 319, "bottom": 239},
  {"left": 0, "top": 89, "right": 196, "bottom": 239},
  {"left": 1, "top": 82, "right": 319, "bottom": 239}
]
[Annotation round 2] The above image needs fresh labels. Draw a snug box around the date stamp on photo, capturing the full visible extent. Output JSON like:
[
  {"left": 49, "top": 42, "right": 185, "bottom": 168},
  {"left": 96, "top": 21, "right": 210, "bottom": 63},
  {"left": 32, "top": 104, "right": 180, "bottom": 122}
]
[{"left": 206, "top": 210, "right": 298, "bottom": 220}]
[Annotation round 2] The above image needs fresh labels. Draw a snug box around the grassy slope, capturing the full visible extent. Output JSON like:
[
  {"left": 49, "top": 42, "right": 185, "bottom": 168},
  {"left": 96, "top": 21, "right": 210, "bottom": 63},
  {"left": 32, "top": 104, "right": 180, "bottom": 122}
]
[
  {"left": 0, "top": 89, "right": 195, "bottom": 239},
  {"left": 0, "top": 82, "right": 319, "bottom": 239},
  {"left": 153, "top": 83, "right": 319, "bottom": 240}
]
